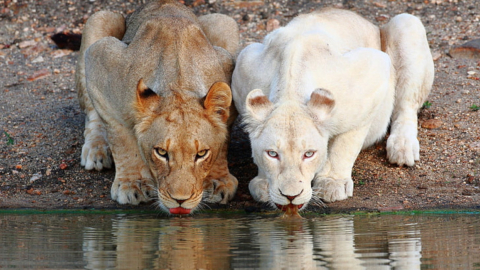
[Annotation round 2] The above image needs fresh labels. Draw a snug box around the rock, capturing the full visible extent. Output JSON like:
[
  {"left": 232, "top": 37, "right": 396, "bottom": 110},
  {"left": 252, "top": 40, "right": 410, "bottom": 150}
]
[
  {"left": 421, "top": 119, "right": 443, "bottom": 129},
  {"left": 29, "top": 172, "right": 42, "bottom": 183},
  {"left": 18, "top": 39, "right": 37, "bottom": 49},
  {"left": 469, "top": 141, "right": 480, "bottom": 152},
  {"left": 373, "top": 2, "right": 387, "bottom": 8},
  {"left": 27, "top": 68, "right": 51, "bottom": 81},
  {"left": 31, "top": 56, "right": 44, "bottom": 63},
  {"left": 375, "top": 15, "right": 389, "bottom": 22},
  {"left": 432, "top": 51, "right": 442, "bottom": 61},
  {"left": 449, "top": 38, "right": 480, "bottom": 59},
  {"left": 266, "top": 19, "right": 280, "bottom": 32}
]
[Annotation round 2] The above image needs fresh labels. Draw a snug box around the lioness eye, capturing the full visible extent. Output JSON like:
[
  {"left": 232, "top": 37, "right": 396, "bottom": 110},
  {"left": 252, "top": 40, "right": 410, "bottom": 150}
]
[
  {"left": 304, "top": 151, "right": 315, "bottom": 159},
  {"left": 196, "top": 149, "right": 208, "bottom": 159},
  {"left": 267, "top": 150, "right": 278, "bottom": 158},
  {"left": 155, "top": 148, "right": 168, "bottom": 159}
]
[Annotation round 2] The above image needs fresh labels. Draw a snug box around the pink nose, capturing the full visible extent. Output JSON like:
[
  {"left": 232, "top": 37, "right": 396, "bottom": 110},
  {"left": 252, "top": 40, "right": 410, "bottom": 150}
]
[{"left": 279, "top": 189, "right": 303, "bottom": 202}]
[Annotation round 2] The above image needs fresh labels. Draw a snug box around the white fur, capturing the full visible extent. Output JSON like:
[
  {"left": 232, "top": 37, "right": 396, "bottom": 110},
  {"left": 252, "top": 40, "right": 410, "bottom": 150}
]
[{"left": 232, "top": 9, "right": 433, "bottom": 206}]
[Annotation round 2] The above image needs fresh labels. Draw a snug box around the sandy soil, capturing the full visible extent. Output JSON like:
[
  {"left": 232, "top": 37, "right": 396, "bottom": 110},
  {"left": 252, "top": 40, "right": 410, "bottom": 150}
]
[{"left": 0, "top": 0, "right": 479, "bottom": 213}]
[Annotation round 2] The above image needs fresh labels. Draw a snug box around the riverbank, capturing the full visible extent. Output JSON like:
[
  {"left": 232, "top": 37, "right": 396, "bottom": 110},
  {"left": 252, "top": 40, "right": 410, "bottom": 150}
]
[{"left": 1, "top": 0, "right": 479, "bottom": 212}]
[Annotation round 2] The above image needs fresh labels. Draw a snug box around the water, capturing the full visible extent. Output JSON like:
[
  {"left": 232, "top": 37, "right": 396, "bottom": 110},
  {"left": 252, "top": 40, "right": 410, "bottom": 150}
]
[{"left": 0, "top": 210, "right": 479, "bottom": 269}]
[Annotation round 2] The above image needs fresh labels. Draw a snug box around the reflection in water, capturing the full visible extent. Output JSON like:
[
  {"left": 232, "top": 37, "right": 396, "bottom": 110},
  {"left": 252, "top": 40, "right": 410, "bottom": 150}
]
[{"left": 0, "top": 212, "right": 479, "bottom": 269}]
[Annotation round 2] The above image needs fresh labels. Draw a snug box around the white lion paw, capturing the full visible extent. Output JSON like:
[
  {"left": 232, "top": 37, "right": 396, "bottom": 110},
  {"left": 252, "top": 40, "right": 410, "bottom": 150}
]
[
  {"left": 386, "top": 132, "right": 419, "bottom": 167},
  {"left": 111, "top": 178, "right": 155, "bottom": 205},
  {"left": 313, "top": 177, "right": 353, "bottom": 203},
  {"left": 248, "top": 176, "right": 270, "bottom": 202},
  {"left": 203, "top": 174, "right": 238, "bottom": 204},
  {"left": 81, "top": 134, "right": 112, "bottom": 171}
]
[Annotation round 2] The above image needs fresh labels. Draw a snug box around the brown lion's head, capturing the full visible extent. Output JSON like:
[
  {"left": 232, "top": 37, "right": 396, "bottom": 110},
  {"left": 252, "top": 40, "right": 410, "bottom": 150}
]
[{"left": 134, "top": 79, "right": 232, "bottom": 214}]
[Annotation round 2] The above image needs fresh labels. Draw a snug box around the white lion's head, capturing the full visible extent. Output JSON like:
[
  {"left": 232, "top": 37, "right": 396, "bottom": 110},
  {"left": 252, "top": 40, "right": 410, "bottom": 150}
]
[{"left": 243, "top": 88, "right": 335, "bottom": 212}]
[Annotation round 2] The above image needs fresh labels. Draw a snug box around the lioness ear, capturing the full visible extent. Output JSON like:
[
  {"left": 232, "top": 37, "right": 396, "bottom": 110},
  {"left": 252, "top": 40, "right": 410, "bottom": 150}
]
[
  {"left": 245, "top": 89, "right": 274, "bottom": 122},
  {"left": 135, "top": 78, "right": 160, "bottom": 115},
  {"left": 204, "top": 82, "right": 232, "bottom": 123},
  {"left": 307, "top": 88, "right": 335, "bottom": 123}
]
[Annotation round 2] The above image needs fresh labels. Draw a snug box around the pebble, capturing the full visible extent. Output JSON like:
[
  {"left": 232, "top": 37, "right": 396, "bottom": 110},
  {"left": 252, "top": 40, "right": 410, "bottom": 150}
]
[
  {"left": 29, "top": 172, "right": 42, "bottom": 183},
  {"left": 421, "top": 119, "right": 443, "bottom": 129},
  {"left": 31, "top": 56, "right": 44, "bottom": 63},
  {"left": 27, "top": 68, "right": 51, "bottom": 81},
  {"left": 266, "top": 19, "right": 280, "bottom": 32}
]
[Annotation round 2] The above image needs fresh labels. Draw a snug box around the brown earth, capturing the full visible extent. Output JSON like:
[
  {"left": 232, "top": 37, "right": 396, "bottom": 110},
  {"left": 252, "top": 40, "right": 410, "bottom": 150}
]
[{"left": 0, "top": 0, "right": 479, "bottom": 214}]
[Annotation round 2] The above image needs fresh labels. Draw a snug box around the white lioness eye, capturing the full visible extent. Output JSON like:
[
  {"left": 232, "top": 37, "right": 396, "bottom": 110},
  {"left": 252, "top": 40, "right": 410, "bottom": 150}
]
[
  {"left": 304, "top": 151, "right": 315, "bottom": 158},
  {"left": 155, "top": 148, "right": 168, "bottom": 158},
  {"left": 267, "top": 150, "right": 279, "bottom": 158},
  {"left": 196, "top": 149, "right": 208, "bottom": 159}
]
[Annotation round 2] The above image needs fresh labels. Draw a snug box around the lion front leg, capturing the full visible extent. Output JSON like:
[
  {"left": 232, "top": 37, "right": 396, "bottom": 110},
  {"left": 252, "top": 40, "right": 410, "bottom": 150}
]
[
  {"left": 80, "top": 104, "right": 113, "bottom": 171},
  {"left": 107, "top": 126, "right": 155, "bottom": 205},
  {"left": 203, "top": 143, "right": 238, "bottom": 204},
  {"left": 76, "top": 11, "right": 125, "bottom": 171},
  {"left": 247, "top": 172, "right": 269, "bottom": 203},
  {"left": 381, "top": 14, "right": 434, "bottom": 167},
  {"left": 313, "top": 126, "right": 370, "bottom": 202}
]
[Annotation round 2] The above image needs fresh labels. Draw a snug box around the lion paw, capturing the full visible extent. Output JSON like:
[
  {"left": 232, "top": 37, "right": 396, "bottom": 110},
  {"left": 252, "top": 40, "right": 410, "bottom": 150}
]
[
  {"left": 248, "top": 176, "right": 270, "bottom": 202},
  {"left": 313, "top": 177, "right": 353, "bottom": 203},
  {"left": 111, "top": 178, "right": 155, "bottom": 205},
  {"left": 81, "top": 134, "right": 112, "bottom": 171},
  {"left": 203, "top": 174, "right": 238, "bottom": 204},
  {"left": 386, "top": 132, "right": 419, "bottom": 167}
]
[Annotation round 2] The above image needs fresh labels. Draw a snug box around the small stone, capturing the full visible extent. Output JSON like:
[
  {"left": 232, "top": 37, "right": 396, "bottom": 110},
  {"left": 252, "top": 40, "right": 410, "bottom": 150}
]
[
  {"left": 421, "top": 119, "right": 443, "bottom": 129},
  {"left": 30, "top": 172, "right": 42, "bottom": 183},
  {"left": 31, "top": 56, "right": 44, "bottom": 63},
  {"left": 27, "top": 68, "right": 51, "bottom": 81},
  {"left": 18, "top": 39, "right": 37, "bottom": 49},
  {"left": 266, "top": 19, "right": 280, "bottom": 32},
  {"left": 449, "top": 38, "right": 480, "bottom": 59},
  {"left": 375, "top": 15, "right": 389, "bottom": 22},
  {"left": 59, "top": 163, "right": 68, "bottom": 170},
  {"left": 373, "top": 2, "right": 387, "bottom": 8},
  {"left": 469, "top": 141, "right": 480, "bottom": 152},
  {"left": 432, "top": 51, "right": 442, "bottom": 61},
  {"left": 466, "top": 175, "right": 474, "bottom": 184}
]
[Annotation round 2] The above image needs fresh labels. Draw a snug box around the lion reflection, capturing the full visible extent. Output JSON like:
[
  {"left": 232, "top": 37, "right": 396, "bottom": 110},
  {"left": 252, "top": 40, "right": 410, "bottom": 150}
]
[
  {"left": 83, "top": 216, "right": 233, "bottom": 270},
  {"left": 82, "top": 215, "right": 421, "bottom": 269}
]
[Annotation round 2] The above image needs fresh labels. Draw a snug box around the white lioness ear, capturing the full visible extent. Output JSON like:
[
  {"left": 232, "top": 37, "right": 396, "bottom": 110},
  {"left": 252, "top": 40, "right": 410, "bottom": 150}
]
[
  {"left": 204, "top": 82, "right": 232, "bottom": 123},
  {"left": 244, "top": 89, "right": 274, "bottom": 133},
  {"left": 135, "top": 78, "right": 161, "bottom": 116},
  {"left": 307, "top": 88, "right": 335, "bottom": 123},
  {"left": 245, "top": 89, "right": 274, "bottom": 120}
]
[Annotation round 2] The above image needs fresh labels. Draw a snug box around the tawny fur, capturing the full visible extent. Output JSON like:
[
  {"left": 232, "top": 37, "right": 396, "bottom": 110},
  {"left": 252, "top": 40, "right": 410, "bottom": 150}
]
[
  {"left": 75, "top": 0, "right": 239, "bottom": 213},
  {"left": 232, "top": 8, "right": 434, "bottom": 208}
]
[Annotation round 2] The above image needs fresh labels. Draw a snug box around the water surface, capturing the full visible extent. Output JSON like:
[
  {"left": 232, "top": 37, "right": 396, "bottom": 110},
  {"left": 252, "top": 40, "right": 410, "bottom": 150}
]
[{"left": 0, "top": 210, "right": 479, "bottom": 269}]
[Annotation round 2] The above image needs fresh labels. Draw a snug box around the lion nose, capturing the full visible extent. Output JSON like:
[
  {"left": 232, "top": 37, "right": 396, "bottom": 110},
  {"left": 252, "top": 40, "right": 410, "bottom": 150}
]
[
  {"left": 175, "top": 199, "right": 186, "bottom": 205},
  {"left": 279, "top": 189, "right": 303, "bottom": 203}
]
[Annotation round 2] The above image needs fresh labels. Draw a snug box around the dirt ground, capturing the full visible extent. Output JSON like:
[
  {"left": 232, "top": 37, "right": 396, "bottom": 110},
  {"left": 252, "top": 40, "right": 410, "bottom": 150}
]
[{"left": 0, "top": 0, "right": 479, "bottom": 214}]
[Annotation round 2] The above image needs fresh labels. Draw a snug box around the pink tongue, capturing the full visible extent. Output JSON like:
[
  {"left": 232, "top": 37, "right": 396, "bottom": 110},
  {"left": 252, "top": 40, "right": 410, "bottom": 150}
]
[{"left": 169, "top": 207, "right": 191, "bottom": 215}]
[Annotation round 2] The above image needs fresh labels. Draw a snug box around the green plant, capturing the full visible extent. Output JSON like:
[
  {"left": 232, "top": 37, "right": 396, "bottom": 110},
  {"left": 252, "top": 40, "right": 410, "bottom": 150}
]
[
  {"left": 422, "top": 101, "right": 432, "bottom": 109},
  {"left": 469, "top": 104, "right": 479, "bottom": 111},
  {"left": 4, "top": 131, "right": 14, "bottom": 145}
]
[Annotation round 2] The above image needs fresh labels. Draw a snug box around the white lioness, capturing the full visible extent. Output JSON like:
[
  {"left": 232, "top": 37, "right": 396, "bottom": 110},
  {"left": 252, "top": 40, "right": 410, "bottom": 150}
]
[
  {"left": 232, "top": 8, "right": 434, "bottom": 211},
  {"left": 75, "top": 0, "right": 239, "bottom": 214}
]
